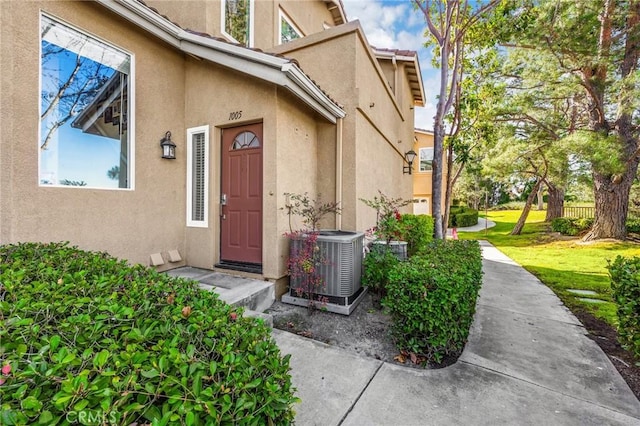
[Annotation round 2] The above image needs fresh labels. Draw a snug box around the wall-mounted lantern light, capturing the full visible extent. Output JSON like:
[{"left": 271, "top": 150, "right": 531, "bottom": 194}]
[
  {"left": 160, "top": 131, "right": 176, "bottom": 159},
  {"left": 403, "top": 150, "right": 417, "bottom": 175}
]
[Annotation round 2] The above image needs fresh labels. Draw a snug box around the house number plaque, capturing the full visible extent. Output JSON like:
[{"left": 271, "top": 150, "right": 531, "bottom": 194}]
[{"left": 228, "top": 111, "right": 242, "bottom": 120}]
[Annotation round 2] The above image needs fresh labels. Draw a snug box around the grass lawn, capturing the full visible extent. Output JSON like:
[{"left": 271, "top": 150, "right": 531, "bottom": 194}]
[{"left": 459, "top": 210, "right": 640, "bottom": 326}]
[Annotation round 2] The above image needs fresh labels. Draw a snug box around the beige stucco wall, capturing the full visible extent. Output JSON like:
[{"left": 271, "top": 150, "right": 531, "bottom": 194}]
[
  {"left": 182, "top": 57, "right": 328, "bottom": 281},
  {"left": 183, "top": 57, "right": 277, "bottom": 272},
  {"left": 275, "top": 0, "right": 336, "bottom": 42},
  {"left": 353, "top": 47, "right": 414, "bottom": 231},
  {"left": 269, "top": 23, "right": 416, "bottom": 234},
  {"left": 144, "top": 0, "right": 212, "bottom": 31},
  {"left": 0, "top": 1, "right": 188, "bottom": 268},
  {"left": 1, "top": 0, "right": 334, "bottom": 283},
  {"left": 145, "top": 0, "right": 335, "bottom": 51}
]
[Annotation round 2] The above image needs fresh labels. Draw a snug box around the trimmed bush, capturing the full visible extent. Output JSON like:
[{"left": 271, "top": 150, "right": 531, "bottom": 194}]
[
  {"left": 455, "top": 210, "right": 479, "bottom": 228},
  {"left": 383, "top": 240, "right": 483, "bottom": 364},
  {"left": 361, "top": 244, "right": 400, "bottom": 301},
  {"left": 608, "top": 256, "right": 640, "bottom": 359},
  {"left": 551, "top": 217, "right": 593, "bottom": 236},
  {"left": 398, "top": 214, "right": 434, "bottom": 256},
  {"left": 447, "top": 206, "right": 479, "bottom": 228},
  {"left": 551, "top": 217, "right": 576, "bottom": 235},
  {"left": 0, "top": 242, "right": 297, "bottom": 425}
]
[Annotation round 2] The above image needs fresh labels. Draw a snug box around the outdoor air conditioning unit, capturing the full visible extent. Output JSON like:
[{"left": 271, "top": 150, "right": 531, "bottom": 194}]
[{"left": 283, "top": 230, "right": 366, "bottom": 315}]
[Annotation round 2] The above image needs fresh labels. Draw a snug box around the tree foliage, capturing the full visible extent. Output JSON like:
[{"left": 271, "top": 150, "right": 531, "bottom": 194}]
[
  {"left": 495, "top": 0, "right": 640, "bottom": 240},
  {"left": 412, "top": 0, "right": 501, "bottom": 239}
]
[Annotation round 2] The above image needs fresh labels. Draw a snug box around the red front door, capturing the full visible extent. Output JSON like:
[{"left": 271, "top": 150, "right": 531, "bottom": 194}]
[{"left": 220, "top": 123, "right": 263, "bottom": 265}]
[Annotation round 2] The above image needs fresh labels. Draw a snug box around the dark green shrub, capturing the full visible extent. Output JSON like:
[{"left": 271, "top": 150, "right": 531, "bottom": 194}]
[
  {"left": 447, "top": 206, "right": 465, "bottom": 227},
  {"left": 551, "top": 217, "right": 577, "bottom": 235},
  {"left": 398, "top": 214, "right": 434, "bottom": 256},
  {"left": 455, "top": 210, "right": 479, "bottom": 227},
  {"left": 448, "top": 207, "right": 479, "bottom": 228},
  {"left": 576, "top": 217, "right": 594, "bottom": 231},
  {"left": 551, "top": 217, "right": 593, "bottom": 236},
  {"left": 608, "top": 256, "right": 640, "bottom": 359},
  {"left": 0, "top": 242, "right": 297, "bottom": 425},
  {"left": 361, "top": 245, "right": 400, "bottom": 301},
  {"left": 627, "top": 219, "right": 640, "bottom": 233},
  {"left": 383, "top": 240, "right": 483, "bottom": 364}
]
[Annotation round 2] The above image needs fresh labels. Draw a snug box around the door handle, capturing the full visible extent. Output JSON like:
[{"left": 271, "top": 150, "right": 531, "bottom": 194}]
[{"left": 220, "top": 193, "right": 227, "bottom": 219}]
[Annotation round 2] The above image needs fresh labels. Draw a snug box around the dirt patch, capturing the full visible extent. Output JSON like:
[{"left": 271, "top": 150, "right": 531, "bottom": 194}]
[{"left": 266, "top": 291, "right": 458, "bottom": 369}]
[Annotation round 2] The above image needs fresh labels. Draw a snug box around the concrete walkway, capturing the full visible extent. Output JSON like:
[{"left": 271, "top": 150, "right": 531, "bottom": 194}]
[
  {"left": 446, "top": 217, "right": 496, "bottom": 237},
  {"left": 273, "top": 241, "right": 640, "bottom": 425}
]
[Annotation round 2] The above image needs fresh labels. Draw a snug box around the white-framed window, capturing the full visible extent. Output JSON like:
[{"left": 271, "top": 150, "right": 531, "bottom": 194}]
[
  {"left": 221, "top": 0, "right": 254, "bottom": 47},
  {"left": 279, "top": 8, "right": 303, "bottom": 44},
  {"left": 419, "top": 147, "right": 434, "bottom": 172},
  {"left": 39, "top": 14, "right": 134, "bottom": 189},
  {"left": 187, "top": 126, "right": 210, "bottom": 227}
]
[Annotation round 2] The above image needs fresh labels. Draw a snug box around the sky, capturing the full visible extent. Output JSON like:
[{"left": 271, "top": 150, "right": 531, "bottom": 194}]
[{"left": 341, "top": 0, "right": 437, "bottom": 131}]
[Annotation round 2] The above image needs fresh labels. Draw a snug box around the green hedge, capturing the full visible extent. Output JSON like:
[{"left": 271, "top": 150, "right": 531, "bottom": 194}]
[
  {"left": 551, "top": 217, "right": 593, "bottom": 236},
  {"left": 398, "top": 214, "right": 434, "bottom": 256},
  {"left": 383, "top": 240, "right": 483, "bottom": 364},
  {"left": 0, "top": 242, "right": 296, "bottom": 425},
  {"left": 361, "top": 244, "right": 400, "bottom": 300},
  {"left": 608, "top": 256, "right": 640, "bottom": 359},
  {"left": 448, "top": 207, "right": 479, "bottom": 228},
  {"left": 626, "top": 219, "right": 640, "bottom": 233},
  {"left": 455, "top": 211, "right": 479, "bottom": 228}
]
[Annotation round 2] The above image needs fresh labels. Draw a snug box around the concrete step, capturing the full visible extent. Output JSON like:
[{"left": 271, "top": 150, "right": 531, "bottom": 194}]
[{"left": 166, "top": 267, "right": 275, "bottom": 313}]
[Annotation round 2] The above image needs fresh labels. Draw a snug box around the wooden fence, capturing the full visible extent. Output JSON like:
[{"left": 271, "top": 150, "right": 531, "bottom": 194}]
[{"left": 562, "top": 206, "right": 595, "bottom": 219}]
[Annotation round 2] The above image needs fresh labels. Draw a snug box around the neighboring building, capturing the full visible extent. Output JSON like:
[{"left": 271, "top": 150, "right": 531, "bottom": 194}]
[
  {"left": 412, "top": 128, "right": 447, "bottom": 215},
  {"left": 0, "top": 0, "right": 424, "bottom": 296}
]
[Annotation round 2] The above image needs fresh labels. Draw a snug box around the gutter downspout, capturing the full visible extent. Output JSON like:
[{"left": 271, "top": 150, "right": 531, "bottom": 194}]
[{"left": 336, "top": 117, "right": 343, "bottom": 230}]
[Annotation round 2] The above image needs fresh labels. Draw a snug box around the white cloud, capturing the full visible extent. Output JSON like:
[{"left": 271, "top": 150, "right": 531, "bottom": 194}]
[
  {"left": 414, "top": 104, "right": 436, "bottom": 131},
  {"left": 342, "top": 0, "right": 412, "bottom": 48}
]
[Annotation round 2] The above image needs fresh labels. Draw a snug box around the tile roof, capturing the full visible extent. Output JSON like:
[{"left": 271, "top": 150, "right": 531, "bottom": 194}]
[{"left": 372, "top": 47, "right": 418, "bottom": 58}]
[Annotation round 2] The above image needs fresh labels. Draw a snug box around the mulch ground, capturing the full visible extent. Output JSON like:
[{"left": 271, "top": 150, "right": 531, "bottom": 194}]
[{"left": 573, "top": 309, "right": 640, "bottom": 399}]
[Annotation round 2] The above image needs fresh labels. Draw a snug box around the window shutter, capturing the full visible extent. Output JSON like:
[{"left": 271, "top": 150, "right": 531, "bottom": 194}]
[
  {"left": 192, "top": 132, "right": 206, "bottom": 222},
  {"left": 187, "top": 126, "right": 209, "bottom": 227}
]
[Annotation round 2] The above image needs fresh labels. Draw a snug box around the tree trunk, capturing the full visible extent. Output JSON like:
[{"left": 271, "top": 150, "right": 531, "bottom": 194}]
[
  {"left": 511, "top": 178, "right": 542, "bottom": 235},
  {"left": 536, "top": 184, "right": 544, "bottom": 210},
  {"left": 442, "top": 144, "right": 455, "bottom": 236},
  {"left": 545, "top": 184, "right": 564, "bottom": 222},
  {"left": 583, "top": 0, "right": 639, "bottom": 240},
  {"left": 432, "top": 123, "right": 445, "bottom": 239},
  {"left": 583, "top": 164, "right": 637, "bottom": 241}
]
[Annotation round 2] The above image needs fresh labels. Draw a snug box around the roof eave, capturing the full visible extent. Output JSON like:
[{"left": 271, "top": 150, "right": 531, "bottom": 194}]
[
  {"left": 95, "top": 0, "right": 344, "bottom": 123},
  {"left": 373, "top": 48, "right": 425, "bottom": 107}
]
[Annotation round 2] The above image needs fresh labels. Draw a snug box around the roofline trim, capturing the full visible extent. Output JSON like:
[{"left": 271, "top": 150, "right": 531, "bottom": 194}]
[
  {"left": 373, "top": 48, "right": 425, "bottom": 107},
  {"left": 415, "top": 128, "right": 434, "bottom": 135},
  {"left": 96, "top": 0, "right": 345, "bottom": 123}
]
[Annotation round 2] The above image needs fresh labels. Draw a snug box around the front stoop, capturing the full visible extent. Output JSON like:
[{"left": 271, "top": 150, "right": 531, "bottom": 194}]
[{"left": 165, "top": 267, "right": 275, "bottom": 318}]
